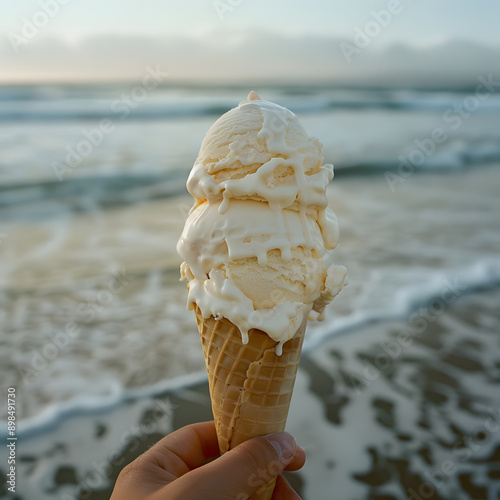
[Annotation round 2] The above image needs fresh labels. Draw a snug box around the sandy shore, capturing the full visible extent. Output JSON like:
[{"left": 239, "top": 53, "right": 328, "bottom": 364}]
[{"left": 3, "top": 286, "right": 500, "bottom": 500}]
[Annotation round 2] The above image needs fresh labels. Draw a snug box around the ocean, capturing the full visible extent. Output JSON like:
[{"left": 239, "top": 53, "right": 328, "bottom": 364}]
[{"left": 1, "top": 83, "right": 500, "bottom": 499}]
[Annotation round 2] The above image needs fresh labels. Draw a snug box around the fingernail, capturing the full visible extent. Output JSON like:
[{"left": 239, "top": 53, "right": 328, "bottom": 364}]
[{"left": 265, "top": 432, "right": 297, "bottom": 462}]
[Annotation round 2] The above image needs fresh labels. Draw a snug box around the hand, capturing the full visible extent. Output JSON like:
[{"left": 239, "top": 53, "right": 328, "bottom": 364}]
[{"left": 110, "top": 420, "right": 306, "bottom": 500}]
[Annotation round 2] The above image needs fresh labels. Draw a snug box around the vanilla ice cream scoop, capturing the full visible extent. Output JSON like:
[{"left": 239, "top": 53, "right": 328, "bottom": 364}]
[{"left": 177, "top": 92, "right": 346, "bottom": 354}]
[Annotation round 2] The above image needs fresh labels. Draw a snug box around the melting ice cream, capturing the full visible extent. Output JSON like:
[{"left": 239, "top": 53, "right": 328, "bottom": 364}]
[{"left": 177, "top": 91, "right": 347, "bottom": 354}]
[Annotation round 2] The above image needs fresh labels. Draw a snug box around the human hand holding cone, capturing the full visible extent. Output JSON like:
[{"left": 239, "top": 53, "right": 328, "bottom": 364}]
[{"left": 178, "top": 92, "right": 347, "bottom": 499}]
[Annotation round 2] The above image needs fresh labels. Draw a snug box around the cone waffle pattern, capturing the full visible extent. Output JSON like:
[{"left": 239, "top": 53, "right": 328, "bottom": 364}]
[{"left": 194, "top": 305, "right": 306, "bottom": 500}]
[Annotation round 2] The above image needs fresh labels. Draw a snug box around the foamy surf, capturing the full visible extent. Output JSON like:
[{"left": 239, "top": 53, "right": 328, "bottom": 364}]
[{"left": 3, "top": 260, "right": 499, "bottom": 439}]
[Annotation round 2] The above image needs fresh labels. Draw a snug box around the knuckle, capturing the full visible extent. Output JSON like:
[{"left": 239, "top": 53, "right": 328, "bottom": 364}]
[
  {"left": 115, "top": 464, "right": 134, "bottom": 487},
  {"left": 116, "top": 456, "right": 146, "bottom": 485}
]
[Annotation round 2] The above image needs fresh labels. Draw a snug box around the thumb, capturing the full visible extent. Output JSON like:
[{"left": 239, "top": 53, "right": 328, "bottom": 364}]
[{"left": 185, "top": 432, "right": 297, "bottom": 499}]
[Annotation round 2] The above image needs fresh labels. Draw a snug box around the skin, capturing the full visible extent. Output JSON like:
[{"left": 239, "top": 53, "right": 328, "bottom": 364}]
[{"left": 111, "top": 421, "right": 306, "bottom": 500}]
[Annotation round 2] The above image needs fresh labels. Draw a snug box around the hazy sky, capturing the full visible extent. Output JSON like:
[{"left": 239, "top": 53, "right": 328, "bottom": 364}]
[{"left": 1, "top": 0, "right": 499, "bottom": 85}]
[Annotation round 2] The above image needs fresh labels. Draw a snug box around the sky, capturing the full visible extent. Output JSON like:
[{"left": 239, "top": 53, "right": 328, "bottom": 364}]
[{"left": 1, "top": 0, "right": 499, "bottom": 85}]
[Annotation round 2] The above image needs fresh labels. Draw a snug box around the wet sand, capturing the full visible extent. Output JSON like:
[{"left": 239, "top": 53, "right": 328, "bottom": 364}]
[{"left": 3, "top": 286, "right": 500, "bottom": 500}]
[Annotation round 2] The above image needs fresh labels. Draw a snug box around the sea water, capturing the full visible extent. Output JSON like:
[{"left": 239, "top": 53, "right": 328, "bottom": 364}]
[{"left": 1, "top": 84, "right": 500, "bottom": 438}]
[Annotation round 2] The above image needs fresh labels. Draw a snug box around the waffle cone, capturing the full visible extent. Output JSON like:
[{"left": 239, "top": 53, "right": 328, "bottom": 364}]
[{"left": 194, "top": 305, "right": 306, "bottom": 500}]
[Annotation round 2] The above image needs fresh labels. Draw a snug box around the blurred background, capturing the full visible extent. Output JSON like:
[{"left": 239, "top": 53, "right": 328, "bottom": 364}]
[{"left": 1, "top": 1, "right": 500, "bottom": 499}]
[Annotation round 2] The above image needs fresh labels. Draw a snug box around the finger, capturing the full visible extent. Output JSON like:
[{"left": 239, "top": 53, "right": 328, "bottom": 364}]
[
  {"left": 166, "top": 431, "right": 298, "bottom": 499},
  {"left": 284, "top": 445, "right": 306, "bottom": 472},
  {"left": 145, "top": 421, "right": 220, "bottom": 478},
  {"left": 272, "top": 474, "right": 302, "bottom": 500}
]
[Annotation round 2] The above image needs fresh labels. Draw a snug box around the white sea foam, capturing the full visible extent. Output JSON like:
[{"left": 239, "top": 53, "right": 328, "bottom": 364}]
[
  {"left": 4, "top": 371, "right": 207, "bottom": 439},
  {"left": 304, "top": 260, "right": 500, "bottom": 354},
  {"left": 2, "top": 260, "right": 499, "bottom": 439}
]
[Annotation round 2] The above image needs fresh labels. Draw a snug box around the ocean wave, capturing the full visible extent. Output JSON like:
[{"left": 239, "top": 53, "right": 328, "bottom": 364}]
[
  {"left": 0, "top": 101, "right": 234, "bottom": 122},
  {"left": 0, "top": 173, "right": 187, "bottom": 216},
  {"left": 1, "top": 144, "right": 500, "bottom": 217},
  {"left": 337, "top": 144, "right": 500, "bottom": 176},
  {"left": 304, "top": 261, "right": 500, "bottom": 353},
  {"left": 2, "top": 90, "right": 500, "bottom": 122}
]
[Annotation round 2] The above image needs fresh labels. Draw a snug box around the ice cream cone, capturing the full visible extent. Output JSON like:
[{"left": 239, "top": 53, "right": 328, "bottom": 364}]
[
  {"left": 177, "top": 93, "right": 347, "bottom": 499},
  {"left": 194, "top": 305, "right": 306, "bottom": 500}
]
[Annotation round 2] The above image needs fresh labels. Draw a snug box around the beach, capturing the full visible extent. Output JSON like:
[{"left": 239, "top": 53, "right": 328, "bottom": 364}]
[{"left": 1, "top": 85, "right": 500, "bottom": 499}]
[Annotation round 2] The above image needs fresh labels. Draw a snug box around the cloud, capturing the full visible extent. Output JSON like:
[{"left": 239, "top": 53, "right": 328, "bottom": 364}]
[{"left": 1, "top": 31, "right": 499, "bottom": 87}]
